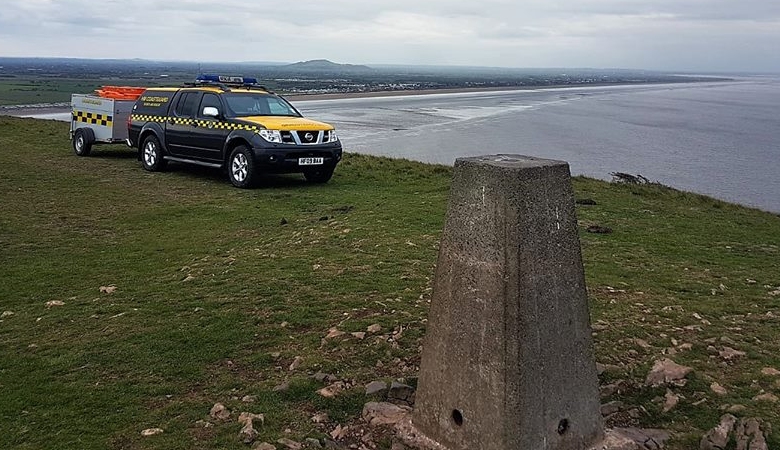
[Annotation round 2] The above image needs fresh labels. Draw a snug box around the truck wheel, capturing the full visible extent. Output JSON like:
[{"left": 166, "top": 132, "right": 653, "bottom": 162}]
[
  {"left": 304, "top": 168, "right": 334, "bottom": 184},
  {"left": 228, "top": 146, "right": 257, "bottom": 188},
  {"left": 141, "top": 135, "right": 167, "bottom": 172},
  {"left": 73, "top": 128, "right": 93, "bottom": 156}
]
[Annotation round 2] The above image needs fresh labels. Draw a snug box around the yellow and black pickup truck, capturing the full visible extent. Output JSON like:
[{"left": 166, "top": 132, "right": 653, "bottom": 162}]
[{"left": 127, "top": 75, "right": 342, "bottom": 188}]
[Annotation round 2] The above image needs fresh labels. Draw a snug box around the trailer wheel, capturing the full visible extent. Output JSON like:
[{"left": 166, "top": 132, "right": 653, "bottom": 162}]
[
  {"left": 73, "top": 128, "right": 93, "bottom": 157},
  {"left": 141, "top": 135, "right": 167, "bottom": 172},
  {"left": 227, "top": 145, "right": 257, "bottom": 188}
]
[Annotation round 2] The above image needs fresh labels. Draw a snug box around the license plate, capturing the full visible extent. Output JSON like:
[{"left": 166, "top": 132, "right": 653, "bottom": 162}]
[{"left": 299, "top": 157, "right": 324, "bottom": 166}]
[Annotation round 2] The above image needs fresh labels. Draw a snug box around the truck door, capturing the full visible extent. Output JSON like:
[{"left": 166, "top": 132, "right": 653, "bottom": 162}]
[
  {"left": 166, "top": 91, "right": 201, "bottom": 157},
  {"left": 192, "top": 93, "right": 230, "bottom": 162}
]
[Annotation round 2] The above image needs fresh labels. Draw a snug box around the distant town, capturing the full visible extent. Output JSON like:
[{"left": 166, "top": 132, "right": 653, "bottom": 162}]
[{"left": 0, "top": 57, "right": 728, "bottom": 110}]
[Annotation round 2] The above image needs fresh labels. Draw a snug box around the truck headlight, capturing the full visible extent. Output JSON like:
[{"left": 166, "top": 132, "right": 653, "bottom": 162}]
[
  {"left": 327, "top": 130, "right": 339, "bottom": 142},
  {"left": 257, "top": 129, "right": 283, "bottom": 143}
]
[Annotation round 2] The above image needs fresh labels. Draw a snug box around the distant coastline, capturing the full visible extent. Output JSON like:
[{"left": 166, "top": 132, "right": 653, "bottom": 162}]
[
  {"left": 287, "top": 77, "right": 727, "bottom": 101},
  {"left": 0, "top": 78, "right": 730, "bottom": 117},
  {"left": 0, "top": 57, "right": 734, "bottom": 115}
]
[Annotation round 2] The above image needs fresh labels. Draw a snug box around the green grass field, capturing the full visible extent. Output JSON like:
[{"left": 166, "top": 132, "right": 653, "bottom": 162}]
[
  {"left": 0, "top": 77, "right": 192, "bottom": 106},
  {"left": 1, "top": 116, "right": 779, "bottom": 449},
  {"left": 0, "top": 79, "right": 99, "bottom": 105}
]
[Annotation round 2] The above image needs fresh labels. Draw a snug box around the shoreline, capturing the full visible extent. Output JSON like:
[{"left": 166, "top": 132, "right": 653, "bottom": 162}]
[
  {"left": 281, "top": 77, "right": 737, "bottom": 101},
  {"left": 284, "top": 84, "right": 595, "bottom": 101},
  {"left": 0, "top": 79, "right": 732, "bottom": 117}
]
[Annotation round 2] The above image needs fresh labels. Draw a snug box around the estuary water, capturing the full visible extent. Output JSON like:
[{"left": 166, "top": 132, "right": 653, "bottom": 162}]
[
  {"left": 296, "top": 78, "right": 780, "bottom": 213},
  {"left": 26, "top": 77, "right": 780, "bottom": 212}
]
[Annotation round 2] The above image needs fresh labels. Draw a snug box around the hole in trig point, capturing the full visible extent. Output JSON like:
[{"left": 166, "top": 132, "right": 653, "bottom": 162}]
[
  {"left": 452, "top": 409, "right": 464, "bottom": 426},
  {"left": 557, "top": 418, "right": 569, "bottom": 435}
]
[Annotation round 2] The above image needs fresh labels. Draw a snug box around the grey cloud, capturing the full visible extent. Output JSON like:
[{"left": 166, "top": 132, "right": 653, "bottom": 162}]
[
  {"left": 0, "top": 0, "right": 777, "bottom": 71},
  {"left": 547, "top": 0, "right": 780, "bottom": 21}
]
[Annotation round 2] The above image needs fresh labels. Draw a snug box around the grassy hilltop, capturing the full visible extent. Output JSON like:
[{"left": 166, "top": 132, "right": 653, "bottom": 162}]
[{"left": 1, "top": 116, "right": 779, "bottom": 449}]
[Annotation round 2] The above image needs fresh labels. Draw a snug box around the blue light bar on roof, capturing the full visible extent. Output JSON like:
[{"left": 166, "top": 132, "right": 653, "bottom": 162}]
[{"left": 195, "top": 74, "right": 259, "bottom": 85}]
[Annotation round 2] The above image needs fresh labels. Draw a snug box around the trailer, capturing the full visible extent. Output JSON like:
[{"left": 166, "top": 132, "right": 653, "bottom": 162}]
[{"left": 70, "top": 87, "right": 145, "bottom": 156}]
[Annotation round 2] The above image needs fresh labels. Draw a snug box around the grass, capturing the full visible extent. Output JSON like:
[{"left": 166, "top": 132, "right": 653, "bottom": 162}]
[
  {"left": 0, "top": 77, "right": 193, "bottom": 106},
  {"left": 1, "top": 116, "right": 779, "bottom": 449},
  {"left": 0, "top": 79, "right": 114, "bottom": 105}
]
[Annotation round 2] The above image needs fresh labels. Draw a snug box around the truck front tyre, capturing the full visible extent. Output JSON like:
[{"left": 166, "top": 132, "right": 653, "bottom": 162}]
[
  {"left": 228, "top": 146, "right": 257, "bottom": 188},
  {"left": 141, "top": 135, "right": 167, "bottom": 172},
  {"left": 304, "top": 168, "right": 334, "bottom": 184},
  {"left": 73, "top": 128, "right": 93, "bottom": 156}
]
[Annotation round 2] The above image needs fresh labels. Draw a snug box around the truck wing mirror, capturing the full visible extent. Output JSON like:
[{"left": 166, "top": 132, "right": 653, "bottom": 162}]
[{"left": 202, "top": 106, "right": 220, "bottom": 118}]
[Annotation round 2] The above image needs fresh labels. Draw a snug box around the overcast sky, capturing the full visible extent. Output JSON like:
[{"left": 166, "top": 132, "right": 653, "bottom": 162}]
[{"left": 0, "top": 0, "right": 778, "bottom": 72}]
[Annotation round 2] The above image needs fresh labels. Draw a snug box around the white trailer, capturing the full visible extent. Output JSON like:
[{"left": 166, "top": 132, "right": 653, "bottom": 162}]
[{"left": 70, "top": 93, "right": 137, "bottom": 156}]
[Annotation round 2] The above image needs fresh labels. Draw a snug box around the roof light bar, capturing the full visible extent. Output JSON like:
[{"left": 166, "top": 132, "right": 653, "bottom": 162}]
[{"left": 195, "top": 74, "right": 259, "bottom": 85}]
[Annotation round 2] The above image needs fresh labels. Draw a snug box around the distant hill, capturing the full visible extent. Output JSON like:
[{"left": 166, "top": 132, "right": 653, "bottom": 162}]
[{"left": 279, "top": 59, "right": 374, "bottom": 73}]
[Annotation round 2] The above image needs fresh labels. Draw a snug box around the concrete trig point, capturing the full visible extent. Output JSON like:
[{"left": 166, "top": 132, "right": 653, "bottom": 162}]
[{"left": 412, "top": 155, "right": 603, "bottom": 450}]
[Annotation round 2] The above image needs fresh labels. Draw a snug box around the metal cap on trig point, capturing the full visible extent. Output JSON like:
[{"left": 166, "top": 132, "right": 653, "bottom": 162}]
[{"left": 412, "top": 154, "right": 603, "bottom": 450}]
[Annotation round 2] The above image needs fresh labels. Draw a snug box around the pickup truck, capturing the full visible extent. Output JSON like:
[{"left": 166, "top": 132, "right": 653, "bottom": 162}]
[{"left": 127, "top": 75, "right": 342, "bottom": 188}]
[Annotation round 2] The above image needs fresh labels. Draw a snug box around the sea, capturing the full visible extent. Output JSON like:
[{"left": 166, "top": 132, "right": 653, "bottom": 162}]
[{"left": 23, "top": 77, "right": 780, "bottom": 213}]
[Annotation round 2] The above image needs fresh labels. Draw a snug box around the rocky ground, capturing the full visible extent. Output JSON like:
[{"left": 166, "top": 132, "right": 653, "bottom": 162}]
[{"left": 126, "top": 324, "right": 773, "bottom": 450}]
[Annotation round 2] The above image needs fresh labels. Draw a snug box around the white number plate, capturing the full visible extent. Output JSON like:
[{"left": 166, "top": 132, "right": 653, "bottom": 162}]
[{"left": 299, "top": 157, "right": 324, "bottom": 166}]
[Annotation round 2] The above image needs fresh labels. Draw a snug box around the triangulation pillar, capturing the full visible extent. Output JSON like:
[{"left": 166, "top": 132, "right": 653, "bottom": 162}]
[{"left": 412, "top": 155, "right": 603, "bottom": 450}]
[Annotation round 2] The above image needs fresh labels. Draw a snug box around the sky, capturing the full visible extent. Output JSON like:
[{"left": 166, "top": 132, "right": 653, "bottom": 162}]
[{"left": 0, "top": 0, "right": 778, "bottom": 72}]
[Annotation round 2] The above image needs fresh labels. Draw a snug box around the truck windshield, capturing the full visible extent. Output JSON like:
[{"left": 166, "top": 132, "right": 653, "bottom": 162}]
[{"left": 223, "top": 93, "right": 301, "bottom": 117}]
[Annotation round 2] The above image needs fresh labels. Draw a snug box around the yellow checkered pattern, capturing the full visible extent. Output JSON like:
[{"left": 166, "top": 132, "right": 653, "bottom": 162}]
[
  {"left": 73, "top": 110, "right": 112, "bottom": 127},
  {"left": 131, "top": 115, "right": 258, "bottom": 132},
  {"left": 131, "top": 114, "right": 166, "bottom": 123}
]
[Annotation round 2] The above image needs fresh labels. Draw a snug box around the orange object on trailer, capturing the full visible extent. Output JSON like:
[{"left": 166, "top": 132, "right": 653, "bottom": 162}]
[{"left": 94, "top": 86, "right": 146, "bottom": 101}]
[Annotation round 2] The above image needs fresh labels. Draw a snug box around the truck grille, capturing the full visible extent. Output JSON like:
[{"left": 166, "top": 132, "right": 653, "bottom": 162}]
[
  {"left": 296, "top": 131, "right": 319, "bottom": 144},
  {"left": 281, "top": 131, "right": 295, "bottom": 144},
  {"left": 279, "top": 130, "right": 333, "bottom": 145}
]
